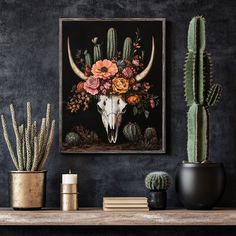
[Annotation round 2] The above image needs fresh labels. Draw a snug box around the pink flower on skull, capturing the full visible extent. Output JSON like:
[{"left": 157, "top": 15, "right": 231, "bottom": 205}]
[
  {"left": 122, "top": 67, "right": 133, "bottom": 78},
  {"left": 84, "top": 76, "right": 100, "bottom": 95},
  {"left": 132, "top": 59, "right": 140, "bottom": 66}
]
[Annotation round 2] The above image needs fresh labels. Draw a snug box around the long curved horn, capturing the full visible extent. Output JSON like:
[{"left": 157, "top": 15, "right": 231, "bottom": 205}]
[
  {"left": 67, "top": 37, "right": 87, "bottom": 81},
  {"left": 135, "top": 36, "right": 155, "bottom": 82}
]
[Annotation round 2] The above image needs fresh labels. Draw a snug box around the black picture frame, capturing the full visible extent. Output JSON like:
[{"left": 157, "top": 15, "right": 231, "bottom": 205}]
[{"left": 59, "top": 18, "right": 166, "bottom": 154}]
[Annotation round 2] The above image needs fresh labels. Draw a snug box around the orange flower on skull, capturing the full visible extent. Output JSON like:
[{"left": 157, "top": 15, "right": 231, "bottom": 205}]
[
  {"left": 112, "top": 77, "right": 129, "bottom": 94},
  {"left": 91, "top": 59, "right": 118, "bottom": 79},
  {"left": 127, "top": 95, "right": 141, "bottom": 105}
]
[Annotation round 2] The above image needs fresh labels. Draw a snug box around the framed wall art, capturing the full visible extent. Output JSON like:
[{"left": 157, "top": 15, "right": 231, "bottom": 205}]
[{"left": 59, "top": 18, "right": 166, "bottom": 154}]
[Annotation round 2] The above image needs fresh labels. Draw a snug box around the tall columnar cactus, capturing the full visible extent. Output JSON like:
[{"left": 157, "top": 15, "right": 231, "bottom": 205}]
[
  {"left": 1, "top": 102, "right": 56, "bottom": 171},
  {"left": 145, "top": 172, "right": 171, "bottom": 191},
  {"left": 184, "top": 16, "right": 222, "bottom": 163},
  {"left": 107, "top": 27, "right": 117, "bottom": 59},
  {"left": 122, "top": 37, "right": 132, "bottom": 61},
  {"left": 93, "top": 44, "right": 102, "bottom": 62}
]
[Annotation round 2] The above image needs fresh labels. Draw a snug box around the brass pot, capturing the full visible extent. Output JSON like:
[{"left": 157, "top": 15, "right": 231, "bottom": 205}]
[{"left": 9, "top": 170, "right": 46, "bottom": 209}]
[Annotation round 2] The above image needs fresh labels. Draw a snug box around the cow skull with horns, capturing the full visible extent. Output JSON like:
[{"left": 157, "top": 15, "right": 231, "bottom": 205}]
[{"left": 67, "top": 36, "right": 155, "bottom": 143}]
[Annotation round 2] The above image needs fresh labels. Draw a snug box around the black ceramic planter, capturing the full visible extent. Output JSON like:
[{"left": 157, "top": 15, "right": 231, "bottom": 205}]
[
  {"left": 175, "top": 163, "right": 225, "bottom": 210},
  {"left": 148, "top": 190, "right": 167, "bottom": 210}
]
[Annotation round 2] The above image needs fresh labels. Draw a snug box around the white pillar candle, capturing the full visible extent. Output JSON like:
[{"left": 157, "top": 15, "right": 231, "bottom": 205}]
[{"left": 62, "top": 170, "right": 78, "bottom": 184}]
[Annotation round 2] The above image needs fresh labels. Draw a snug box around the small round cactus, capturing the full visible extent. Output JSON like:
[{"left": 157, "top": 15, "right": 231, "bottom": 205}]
[
  {"left": 144, "top": 127, "right": 157, "bottom": 141},
  {"left": 123, "top": 122, "right": 141, "bottom": 143},
  {"left": 65, "top": 132, "right": 80, "bottom": 146},
  {"left": 145, "top": 171, "right": 171, "bottom": 191}
]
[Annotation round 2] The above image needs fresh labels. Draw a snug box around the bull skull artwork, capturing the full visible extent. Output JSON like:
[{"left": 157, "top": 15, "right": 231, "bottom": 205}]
[{"left": 67, "top": 27, "right": 155, "bottom": 143}]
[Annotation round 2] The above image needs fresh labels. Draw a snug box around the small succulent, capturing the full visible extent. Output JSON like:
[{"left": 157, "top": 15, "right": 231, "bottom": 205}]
[
  {"left": 123, "top": 122, "right": 141, "bottom": 143},
  {"left": 65, "top": 132, "right": 80, "bottom": 146},
  {"left": 72, "top": 125, "right": 99, "bottom": 144},
  {"left": 145, "top": 171, "right": 171, "bottom": 191}
]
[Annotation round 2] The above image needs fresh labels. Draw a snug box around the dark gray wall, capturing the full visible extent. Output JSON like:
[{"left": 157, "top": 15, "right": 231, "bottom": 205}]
[{"left": 0, "top": 0, "right": 236, "bottom": 234}]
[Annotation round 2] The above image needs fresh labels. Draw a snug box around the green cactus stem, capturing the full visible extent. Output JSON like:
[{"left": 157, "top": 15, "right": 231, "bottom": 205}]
[
  {"left": 107, "top": 28, "right": 117, "bottom": 59},
  {"left": 1, "top": 102, "right": 56, "bottom": 171},
  {"left": 187, "top": 103, "right": 208, "bottom": 163},
  {"left": 122, "top": 37, "right": 132, "bottom": 61},
  {"left": 145, "top": 171, "right": 171, "bottom": 191},
  {"left": 1, "top": 115, "right": 18, "bottom": 169},
  {"left": 183, "top": 16, "right": 222, "bottom": 163},
  {"left": 84, "top": 51, "right": 92, "bottom": 67},
  {"left": 94, "top": 44, "right": 102, "bottom": 62}
]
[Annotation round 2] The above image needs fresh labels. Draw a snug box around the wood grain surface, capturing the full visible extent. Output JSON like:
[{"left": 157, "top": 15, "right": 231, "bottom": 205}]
[{"left": 0, "top": 208, "right": 235, "bottom": 226}]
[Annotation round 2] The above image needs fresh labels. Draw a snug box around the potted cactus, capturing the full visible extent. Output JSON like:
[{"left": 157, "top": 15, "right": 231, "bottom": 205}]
[
  {"left": 145, "top": 171, "right": 171, "bottom": 210},
  {"left": 175, "top": 16, "right": 225, "bottom": 210},
  {"left": 1, "top": 102, "right": 55, "bottom": 209}
]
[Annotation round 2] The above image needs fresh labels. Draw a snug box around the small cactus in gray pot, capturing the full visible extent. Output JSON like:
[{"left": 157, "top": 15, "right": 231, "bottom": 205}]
[
  {"left": 145, "top": 171, "right": 171, "bottom": 191},
  {"left": 145, "top": 171, "right": 171, "bottom": 210}
]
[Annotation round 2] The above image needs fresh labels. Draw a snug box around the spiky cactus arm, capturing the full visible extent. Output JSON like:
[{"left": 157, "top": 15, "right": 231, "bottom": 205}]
[
  {"left": 31, "top": 137, "right": 39, "bottom": 171},
  {"left": 185, "top": 16, "right": 206, "bottom": 106},
  {"left": 107, "top": 28, "right": 117, "bottom": 59},
  {"left": 10, "top": 104, "right": 24, "bottom": 170},
  {"left": 26, "top": 102, "right": 32, "bottom": 136},
  {"left": 1, "top": 115, "right": 18, "bottom": 170},
  {"left": 206, "top": 84, "right": 222, "bottom": 107},
  {"left": 187, "top": 103, "right": 208, "bottom": 162},
  {"left": 38, "top": 120, "right": 56, "bottom": 170},
  {"left": 122, "top": 37, "right": 132, "bottom": 61},
  {"left": 203, "top": 52, "right": 213, "bottom": 98},
  {"left": 19, "top": 124, "right": 26, "bottom": 170},
  {"left": 184, "top": 51, "right": 195, "bottom": 106},
  {"left": 38, "top": 118, "right": 46, "bottom": 164},
  {"left": 93, "top": 44, "right": 102, "bottom": 62},
  {"left": 25, "top": 127, "right": 32, "bottom": 170}
]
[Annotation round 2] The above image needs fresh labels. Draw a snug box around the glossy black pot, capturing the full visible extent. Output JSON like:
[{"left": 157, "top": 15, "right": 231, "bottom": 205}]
[
  {"left": 148, "top": 190, "right": 167, "bottom": 210},
  {"left": 175, "top": 163, "right": 225, "bottom": 210}
]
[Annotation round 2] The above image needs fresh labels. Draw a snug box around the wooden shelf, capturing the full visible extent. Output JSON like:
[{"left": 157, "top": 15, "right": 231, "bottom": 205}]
[{"left": 0, "top": 208, "right": 235, "bottom": 226}]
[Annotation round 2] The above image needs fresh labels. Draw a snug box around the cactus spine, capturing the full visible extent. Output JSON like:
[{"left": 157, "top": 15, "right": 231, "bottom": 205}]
[
  {"left": 122, "top": 37, "right": 132, "bottom": 61},
  {"left": 1, "top": 102, "right": 56, "bottom": 171},
  {"left": 145, "top": 172, "right": 171, "bottom": 191},
  {"left": 184, "top": 16, "right": 222, "bottom": 163},
  {"left": 107, "top": 28, "right": 117, "bottom": 59},
  {"left": 93, "top": 44, "right": 102, "bottom": 62}
]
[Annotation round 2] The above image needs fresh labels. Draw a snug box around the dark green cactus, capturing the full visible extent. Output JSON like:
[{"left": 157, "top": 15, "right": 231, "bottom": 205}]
[
  {"left": 65, "top": 132, "right": 80, "bottom": 146},
  {"left": 122, "top": 37, "right": 132, "bottom": 61},
  {"left": 144, "top": 127, "right": 157, "bottom": 141},
  {"left": 123, "top": 122, "right": 141, "bottom": 143},
  {"left": 145, "top": 172, "right": 171, "bottom": 191},
  {"left": 107, "top": 28, "right": 117, "bottom": 59},
  {"left": 187, "top": 103, "right": 208, "bottom": 163},
  {"left": 184, "top": 16, "right": 222, "bottom": 163},
  {"left": 84, "top": 50, "right": 92, "bottom": 67},
  {"left": 93, "top": 44, "right": 102, "bottom": 62},
  {"left": 206, "top": 83, "right": 222, "bottom": 107}
]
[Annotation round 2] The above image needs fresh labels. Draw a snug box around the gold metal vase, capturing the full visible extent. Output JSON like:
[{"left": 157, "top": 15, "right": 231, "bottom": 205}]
[{"left": 9, "top": 170, "right": 46, "bottom": 209}]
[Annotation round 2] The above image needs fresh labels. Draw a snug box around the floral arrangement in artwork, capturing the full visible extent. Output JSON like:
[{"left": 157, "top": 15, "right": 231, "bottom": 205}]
[{"left": 67, "top": 28, "right": 158, "bottom": 119}]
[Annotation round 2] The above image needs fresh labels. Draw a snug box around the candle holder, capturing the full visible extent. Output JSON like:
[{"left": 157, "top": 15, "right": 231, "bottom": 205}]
[{"left": 61, "top": 170, "right": 78, "bottom": 211}]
